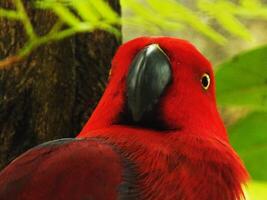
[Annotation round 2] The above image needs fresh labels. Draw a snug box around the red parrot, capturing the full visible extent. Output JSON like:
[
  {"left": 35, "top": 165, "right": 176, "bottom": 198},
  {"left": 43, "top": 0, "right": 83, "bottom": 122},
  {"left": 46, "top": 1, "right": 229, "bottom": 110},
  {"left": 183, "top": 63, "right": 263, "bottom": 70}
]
[{"left": 0, "top": 37, "right": 248, "bottom": 200}]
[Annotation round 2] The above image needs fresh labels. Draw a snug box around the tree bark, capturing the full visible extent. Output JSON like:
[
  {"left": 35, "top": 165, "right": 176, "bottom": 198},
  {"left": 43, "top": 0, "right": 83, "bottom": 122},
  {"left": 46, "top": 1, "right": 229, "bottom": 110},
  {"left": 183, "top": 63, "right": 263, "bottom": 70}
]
[{"left": 0, "top": 0, "right": 121, "bottom": 169}]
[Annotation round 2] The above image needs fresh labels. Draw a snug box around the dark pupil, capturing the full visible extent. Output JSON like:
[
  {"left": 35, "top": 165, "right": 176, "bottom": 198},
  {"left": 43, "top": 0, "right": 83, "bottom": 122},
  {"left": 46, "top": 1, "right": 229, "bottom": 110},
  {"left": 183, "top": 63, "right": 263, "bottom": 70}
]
[{"left": 202, "top": 76, "right": 209, "bottom": 87}]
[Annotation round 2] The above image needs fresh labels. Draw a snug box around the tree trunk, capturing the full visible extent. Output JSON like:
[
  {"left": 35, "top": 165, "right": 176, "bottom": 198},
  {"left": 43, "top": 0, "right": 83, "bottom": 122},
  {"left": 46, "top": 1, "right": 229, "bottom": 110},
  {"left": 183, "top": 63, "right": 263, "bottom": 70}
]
[{"left": 0, "top": 0, "right": 121, "bottom": 169}]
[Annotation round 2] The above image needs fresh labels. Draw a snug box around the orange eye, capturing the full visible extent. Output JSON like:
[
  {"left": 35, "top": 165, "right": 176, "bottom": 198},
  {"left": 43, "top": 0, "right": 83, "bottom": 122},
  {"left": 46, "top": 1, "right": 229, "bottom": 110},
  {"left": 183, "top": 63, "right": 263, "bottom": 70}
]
[{"left": 201, "top": 73, "right": 210, "bottom": 90}]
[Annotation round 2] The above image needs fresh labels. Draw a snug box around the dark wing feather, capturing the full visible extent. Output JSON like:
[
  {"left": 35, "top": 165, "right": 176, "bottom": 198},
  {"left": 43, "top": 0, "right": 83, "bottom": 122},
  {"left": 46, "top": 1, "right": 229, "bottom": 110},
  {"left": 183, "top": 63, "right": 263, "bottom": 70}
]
[{"left": 0, "top": 138, "right": 123, "bottom": 200}]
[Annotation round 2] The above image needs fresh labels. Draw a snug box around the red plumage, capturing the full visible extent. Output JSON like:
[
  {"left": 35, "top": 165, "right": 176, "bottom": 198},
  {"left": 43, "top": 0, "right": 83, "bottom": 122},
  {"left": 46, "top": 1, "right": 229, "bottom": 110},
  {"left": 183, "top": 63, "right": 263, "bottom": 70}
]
[
  {"left": 0, "top": 37, "right": 248, "bottom": 200},
  {"left": 0, "top": 139, "right": 123, "bottom": 200}
]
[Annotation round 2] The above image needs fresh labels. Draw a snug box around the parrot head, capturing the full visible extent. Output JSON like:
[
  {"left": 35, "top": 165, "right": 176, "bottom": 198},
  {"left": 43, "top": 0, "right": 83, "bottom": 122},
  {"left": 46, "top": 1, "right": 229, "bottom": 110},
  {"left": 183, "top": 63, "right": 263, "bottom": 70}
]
[{"left": 80, "top": 37, "right": 227, "bottom": 140}]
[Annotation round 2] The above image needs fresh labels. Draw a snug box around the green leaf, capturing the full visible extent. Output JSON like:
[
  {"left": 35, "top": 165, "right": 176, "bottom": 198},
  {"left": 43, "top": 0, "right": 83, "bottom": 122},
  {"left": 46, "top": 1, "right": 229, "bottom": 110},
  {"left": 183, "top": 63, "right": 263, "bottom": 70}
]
[
  {"left": 36, "top": 1, "right": 82, "bottom": 27},
  {"left": 71, "top": 1, "right": 101, "bottom": 22},
  {"left": 246, "top": 181, "right": 267, "bottom": 200},
  {"left": 229, "top": 112, "right": 267, "bottom": 181},
  {"left": 216, "top": 45, "right": 267, "bottom": 109},
  {"left": 237, "top": 0, "right": 267, "bottom": 20},
  {"left": 91, "top": 0, "right": 119, "bottom": 23},
  {"left": 240, "top": 0, "right": 262, "bottom": 9},
  {"left": 51, "top": 4, "right": 81, "bottom": 27},
  {"left": 0, "top": 8, "right": 21, "bottom": 20},
  {"left": 198, "top": 0, "right": 251, "bottom": 39},
  {"left": 122, "top": 17, "right": 166, "bottom": 33},
  {"left": 146, "top": 0, "right": 226, "bottom": 44},
  {"left": 122, "top": 0, "right": 184, "bottom": 31}
]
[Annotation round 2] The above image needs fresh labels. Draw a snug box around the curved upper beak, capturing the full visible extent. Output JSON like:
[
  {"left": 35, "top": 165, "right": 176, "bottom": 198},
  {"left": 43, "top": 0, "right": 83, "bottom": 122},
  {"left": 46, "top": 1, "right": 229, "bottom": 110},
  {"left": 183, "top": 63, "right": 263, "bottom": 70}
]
[{"left": 126, "top": 44, "right": 172, "bottom": 122}]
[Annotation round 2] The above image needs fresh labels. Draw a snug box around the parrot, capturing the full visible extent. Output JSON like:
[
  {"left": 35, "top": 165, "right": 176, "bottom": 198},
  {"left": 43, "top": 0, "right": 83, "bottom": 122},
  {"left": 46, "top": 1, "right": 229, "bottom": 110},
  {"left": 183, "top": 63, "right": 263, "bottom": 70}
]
[{"left": 0, "top": 37, "right": 248, "bottom": 200}]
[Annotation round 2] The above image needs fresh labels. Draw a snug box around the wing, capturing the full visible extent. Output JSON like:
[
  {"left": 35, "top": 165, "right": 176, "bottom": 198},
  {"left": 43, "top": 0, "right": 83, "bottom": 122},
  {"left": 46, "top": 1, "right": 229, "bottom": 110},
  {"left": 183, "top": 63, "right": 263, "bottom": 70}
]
[{"left": 0, "top": 138, "right": 123, "bottom": 200}]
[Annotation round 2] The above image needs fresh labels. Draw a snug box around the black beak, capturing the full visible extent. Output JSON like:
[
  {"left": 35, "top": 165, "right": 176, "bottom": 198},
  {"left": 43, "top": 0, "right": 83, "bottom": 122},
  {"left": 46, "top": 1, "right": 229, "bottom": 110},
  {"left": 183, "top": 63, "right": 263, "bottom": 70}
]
[{"left": 126, "top": 44, "right": 172, "bottom": 122}]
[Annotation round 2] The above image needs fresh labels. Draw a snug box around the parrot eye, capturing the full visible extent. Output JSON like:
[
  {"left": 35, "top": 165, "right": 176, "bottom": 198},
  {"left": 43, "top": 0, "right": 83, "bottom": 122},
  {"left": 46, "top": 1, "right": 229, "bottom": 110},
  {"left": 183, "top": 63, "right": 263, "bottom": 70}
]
[{"left": 201, "top": 73, "right": 210, "bottom": 90}]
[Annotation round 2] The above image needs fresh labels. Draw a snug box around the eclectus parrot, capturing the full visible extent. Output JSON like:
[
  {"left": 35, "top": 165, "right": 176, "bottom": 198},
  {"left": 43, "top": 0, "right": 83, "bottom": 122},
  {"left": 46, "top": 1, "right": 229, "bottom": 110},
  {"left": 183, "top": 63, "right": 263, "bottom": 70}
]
[{"left": 0, "top": 37, "right": 248, "bottom": 200}]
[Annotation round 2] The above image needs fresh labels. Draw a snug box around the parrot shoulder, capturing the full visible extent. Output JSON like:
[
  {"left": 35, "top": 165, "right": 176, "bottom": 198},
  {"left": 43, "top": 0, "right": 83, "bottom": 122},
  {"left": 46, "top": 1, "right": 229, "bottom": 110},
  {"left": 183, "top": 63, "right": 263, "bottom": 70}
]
[{"left": 0, "top": 138, "right": 123, "bottom": 200}]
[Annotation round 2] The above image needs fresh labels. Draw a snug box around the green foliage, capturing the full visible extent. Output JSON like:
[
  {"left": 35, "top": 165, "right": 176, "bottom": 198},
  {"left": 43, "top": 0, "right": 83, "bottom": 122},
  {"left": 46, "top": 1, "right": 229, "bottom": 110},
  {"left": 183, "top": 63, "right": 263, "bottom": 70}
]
[
  {"left": 122, "top": 0, "right": 267, "bottom": 44},
  {"left": 216, "top": 45, "right": 267, "bottom": 109},
  {"left": 216, "top": 45, "right": 267, "bottom": 199},
  {"left": 36, "top": 0, "right": 120, "bottom": 34},
  {"left": 145, "top": 0, "right": 226, "bottom": 44},
  {"left": 0, "top": 8, "right": 21, "bottom": 19},
  {"left": 1, "top": 0, "right": 267, "bottom": 66},
  {"left": 246, "top": 181, "right": 267, "bottom": 200},
  {"left": 0, "top": 0, "right": 120, "bottom": 67},
  {"left": 228, "top": 112, "right": 267, "bottom": 181},
  {"left": 198, "top": 0, "right": 251, "bottom": 39}
]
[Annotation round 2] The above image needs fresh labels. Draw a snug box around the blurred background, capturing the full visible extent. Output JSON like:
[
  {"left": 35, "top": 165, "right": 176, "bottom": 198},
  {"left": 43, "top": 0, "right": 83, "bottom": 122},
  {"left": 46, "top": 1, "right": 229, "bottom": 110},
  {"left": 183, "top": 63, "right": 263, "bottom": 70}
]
[
  {"left": 0, "top": 0, "right": 267, "bottom": 199},
  {"left": 123, "top": 0, "right": 267, "bottom": 64}
]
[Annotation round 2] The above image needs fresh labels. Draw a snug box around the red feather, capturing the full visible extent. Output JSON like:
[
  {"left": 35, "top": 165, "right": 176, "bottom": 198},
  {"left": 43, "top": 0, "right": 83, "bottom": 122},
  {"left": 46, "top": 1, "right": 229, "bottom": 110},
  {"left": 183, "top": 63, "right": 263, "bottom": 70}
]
[
  {"left": 0, "top": 37, "right": 248, "bottom": 200},
  {"left": 86, "top": 126, "right": 248, "bottom": 200},
  {"left": 0, "top": 139, "right": 122, "bottom": 200}
]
